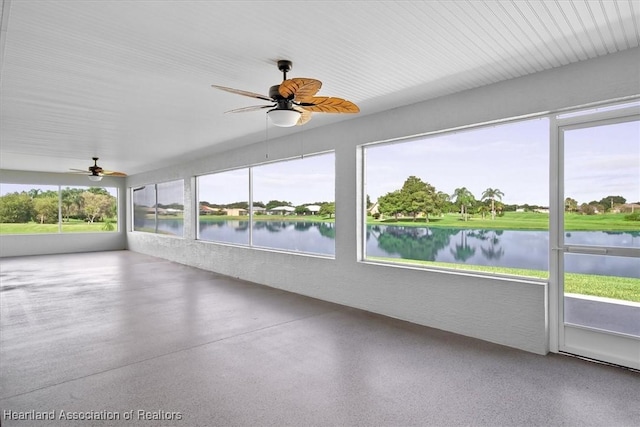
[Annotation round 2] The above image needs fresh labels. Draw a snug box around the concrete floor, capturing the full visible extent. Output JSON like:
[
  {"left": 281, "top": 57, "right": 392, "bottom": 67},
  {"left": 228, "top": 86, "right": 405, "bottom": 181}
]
[{"left": 1, "top": 250, "right": 638, "bottom": 427}]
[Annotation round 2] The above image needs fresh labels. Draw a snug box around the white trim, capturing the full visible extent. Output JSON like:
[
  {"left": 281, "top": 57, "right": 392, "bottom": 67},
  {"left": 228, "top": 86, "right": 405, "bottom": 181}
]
[{"left": 555, "top": 103, "right": 640, "bottom": 369}]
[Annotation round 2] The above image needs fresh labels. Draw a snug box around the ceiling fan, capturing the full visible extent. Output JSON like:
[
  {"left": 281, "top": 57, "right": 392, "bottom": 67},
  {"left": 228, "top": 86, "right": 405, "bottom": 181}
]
[
  {"left": 69, "top": 157, "right": 127, "bottom": 181},
  {"left": 212, "top": 60, "right": 360, "bottom": 127}
]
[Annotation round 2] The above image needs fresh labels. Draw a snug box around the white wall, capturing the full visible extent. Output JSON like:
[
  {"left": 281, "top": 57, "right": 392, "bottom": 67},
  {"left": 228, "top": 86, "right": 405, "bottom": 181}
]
[
  {"left": 126, "top": 48, "right": 637, "bottom": 354},
  {"left": 0, "top": 170, "right": 127, "bottom": 257}
]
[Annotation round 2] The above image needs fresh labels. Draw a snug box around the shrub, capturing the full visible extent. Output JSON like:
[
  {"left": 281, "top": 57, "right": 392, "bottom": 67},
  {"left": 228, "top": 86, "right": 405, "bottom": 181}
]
[{"left": 624, "top": 212, "right": 640, "bottom": 221}]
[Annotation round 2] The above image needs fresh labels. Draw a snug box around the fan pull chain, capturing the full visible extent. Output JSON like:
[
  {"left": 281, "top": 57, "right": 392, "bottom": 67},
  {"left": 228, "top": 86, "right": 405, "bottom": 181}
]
[
  {"left": 300, "top": 124, "right": 304, "bottom": 159},
  {"left": 264, "top": 114, "right": 269, "bottom": 159}
]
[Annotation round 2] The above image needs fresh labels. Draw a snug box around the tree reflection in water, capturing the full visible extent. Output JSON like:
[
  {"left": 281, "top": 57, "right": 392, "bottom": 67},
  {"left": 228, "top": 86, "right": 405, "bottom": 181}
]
[
  {"left": 375, "top": 226, "right": 458, "bottom": 261},
  {"left": 371, "top": 226, "right": 508, "bottom": 264},
  {"left": 451, "top": 229, "right": 475, "bottom": 262}
]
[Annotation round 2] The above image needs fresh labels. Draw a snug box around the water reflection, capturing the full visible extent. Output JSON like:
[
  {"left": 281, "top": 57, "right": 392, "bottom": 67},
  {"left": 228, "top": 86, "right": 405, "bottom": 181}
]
[
  {"left": 367, "top": 225, "right": 638, "bottom": 276},
  {"left": 450, "top": 230, "right": 475, "bottom": 262}
]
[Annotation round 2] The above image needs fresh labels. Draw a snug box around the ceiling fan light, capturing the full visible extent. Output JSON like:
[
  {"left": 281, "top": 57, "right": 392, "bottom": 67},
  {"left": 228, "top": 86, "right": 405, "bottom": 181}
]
[
  {"left": 88, "top": 174, "right": 103, "bottom": 182},
  {"left": 267, "top": 109, "right": 301, "bottom": 127}
]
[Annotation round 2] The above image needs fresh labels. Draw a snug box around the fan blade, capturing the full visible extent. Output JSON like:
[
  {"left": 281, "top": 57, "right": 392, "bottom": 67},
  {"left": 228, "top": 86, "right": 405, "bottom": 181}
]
[
  {"left": 69, "top": 168, "right": 89, "bottom": 173},
  {"left": 279, "top": 78, "right": 322, "bottom": 101},
  {"left": 293, "top": 107, "right": 313, "bottom": 125},
  {"left": 102, "top": 170, "right": 127, "bottom": 177},
  {"left": 297, "top": 96, "right": 360, "bottom": 113},
  {"left": 225, "top": 104, "right": 275, "bottom": 114},
  {"left": 211, "top": 85, "right": 273, "bottom": 102}
]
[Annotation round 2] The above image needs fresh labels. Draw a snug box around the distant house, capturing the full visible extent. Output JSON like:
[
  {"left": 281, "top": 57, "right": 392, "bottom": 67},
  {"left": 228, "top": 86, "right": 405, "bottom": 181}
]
[
  {"left": 150, "top": 207, "right": 183, "bottom": 216},
  {"left": 199, "top": 204, "right": 221, "bottom": 215},
  {"left": 368, "top": 202, "right": 380, "bottom": 215},
  {"left": 225, "top": 208, "right": 247, "bottom": 216},
  {"left": 613, "top": 203, "right": 640, "bottom": 213},
  {"left": 306, "top": 205, "right": 321, "bottom": 214},
  {"left": 268, "top": 206, "right": 295, "bottom": 215}
]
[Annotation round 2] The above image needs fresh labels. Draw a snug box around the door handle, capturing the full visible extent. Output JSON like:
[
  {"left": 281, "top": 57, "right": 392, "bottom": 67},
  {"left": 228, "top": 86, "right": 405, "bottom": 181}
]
[{"left": 565, "top": 246, "right": 609, "bottom": 255}]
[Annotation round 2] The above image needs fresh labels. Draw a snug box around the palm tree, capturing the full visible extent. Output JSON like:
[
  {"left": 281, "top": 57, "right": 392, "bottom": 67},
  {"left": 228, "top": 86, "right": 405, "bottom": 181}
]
[
  {"left": 451, "top": 187, "right": 474, "bottom": 221},
  {"left": 477, "top": 204, "right": 490, "bottom": 220},
  {"left": 481, "top": 188, "right": 504, "bottom": 220}
]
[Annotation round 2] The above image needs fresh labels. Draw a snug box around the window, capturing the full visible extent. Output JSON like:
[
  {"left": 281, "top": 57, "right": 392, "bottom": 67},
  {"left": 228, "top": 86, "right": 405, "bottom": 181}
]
[
  {"left": 133, "top": 185, "right": 156, "bottom": 233},
  {"left": 364, "top": 118, "right": 550, "bottom": 278},
  {"left": 197, "top": 169, "right": 250, "bottom": 245},
  {"left": 0, "top": 184, "right": 118, "bottom": 234},
  {"left": 196, "top": 152, "right": 336, "bottom": 257},
  {"left": 157, "top": 180, "right": 185, "bottom": 237},
  {"left": 252, "top": 153, "right": 335, "bottom": 255},
  {"left": 132, "top": 180, "right": 184, "bottom": 236},
  {"left": 61, "top": 186, "right": 118, "bottom": 232}
]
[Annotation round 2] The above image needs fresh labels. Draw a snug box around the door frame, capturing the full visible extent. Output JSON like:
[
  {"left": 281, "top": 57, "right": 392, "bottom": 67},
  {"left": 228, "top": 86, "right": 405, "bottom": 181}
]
[{"left": 550, "top": 104, "right": 640, "bottom": 369}]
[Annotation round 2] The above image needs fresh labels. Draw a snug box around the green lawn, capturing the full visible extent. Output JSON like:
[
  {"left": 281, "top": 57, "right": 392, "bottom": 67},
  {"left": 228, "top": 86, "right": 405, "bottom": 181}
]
[
  {"left": 0, "top": 220, "right": 116, "bottom": 234},
  {"left": 368, "top": 257, "right": 640, "bottom": 303},
  {"left": 370, "top": 211, "right": 639, "bottom": 231}
]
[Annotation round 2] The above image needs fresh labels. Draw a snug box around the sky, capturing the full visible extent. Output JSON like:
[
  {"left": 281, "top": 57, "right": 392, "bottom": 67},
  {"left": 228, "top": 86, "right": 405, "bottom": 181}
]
[
  {"left": 3, "top": 113, "right": 639, "bottom": 208},
  {"left": 198, "top": 153, "right": 335, "bottom": 206},
  {"left": 367, "top": 117, "right": 639, "bottom": 206},
  {"left": 564, "top": 120, "right": 640, "bottom": 205},
  {"left": 0, "top": 183, "right": 118, "bottom": 198},
  {"left": 366, "top": 118, "right": 550, "bottom": 206}
]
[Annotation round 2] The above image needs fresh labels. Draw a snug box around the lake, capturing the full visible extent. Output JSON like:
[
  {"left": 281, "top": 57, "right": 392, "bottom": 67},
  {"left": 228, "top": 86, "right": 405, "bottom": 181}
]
[{"left": 144, "top": 219, "right": 639, "bottom": 278}]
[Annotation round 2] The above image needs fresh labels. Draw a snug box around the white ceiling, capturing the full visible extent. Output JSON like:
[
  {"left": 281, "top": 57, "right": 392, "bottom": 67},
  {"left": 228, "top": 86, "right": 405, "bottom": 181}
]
[{"left": 1, "top": 0, "right": 639, "bottom": 176}]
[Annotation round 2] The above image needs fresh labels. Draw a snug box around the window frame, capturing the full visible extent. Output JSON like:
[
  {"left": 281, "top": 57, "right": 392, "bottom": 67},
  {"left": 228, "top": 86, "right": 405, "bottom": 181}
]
[
  {"left": 359, "top": 113, "right": 552, "bottom": 282},
  {"left": 0, "top": 183, "right": 119, "bottom": 235},
  {"left": 130, "top": 179, "right": 184, "bottom": 237},
  {"left": 195, "top": 151, "right": 336, "bottom": 258}
]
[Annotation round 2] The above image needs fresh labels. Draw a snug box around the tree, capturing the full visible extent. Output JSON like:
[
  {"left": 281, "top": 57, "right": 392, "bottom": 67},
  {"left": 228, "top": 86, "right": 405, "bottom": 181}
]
[
  {"left": 564, "top": 197, "right": 578, "bottom": 213},
  {"left": 87, "top": 187, "right": 110, "bottom": 196},
  {"left": 398, "top": 176, "right": 437, "bottom": 221},
  {"left": 481, "top": 188, "right": 505, "bottom": 220},
  {"left": 0, "top": 192, "right": 34, "bottom": 223},
  {"left": 435, "top": 191, "right": 451, "bottom": 215},
  {"left": 451, "top": 187, "right": 475, "bottom": 221},
  {"left": 318, "top": 202, "right": 335, "bottom": 218},
  {"left": 477, "top": 204, "right": 490, "bottom": 220},
  {"left": 33, "top": 196, "right": 58, "bottom": 224},
  {"left": 580, "top": 203, "right": 596, "bottom": 215},
  {"left": 295, "top": 205, "right": 310, "bottom": 215},
  {"left": 62, "top": 187, "right": 86, "bottom": 221},
  {"left": 226, "top": 201, "right": 249, "bottom": 209},
  {"left": 598, "top": 195, "right": 626, "bottom": 212},
  {"left": 82, "top": 192, "right": 113, "bottom": 223},
  {"left": 378, "top": 190, "right": 403, "bottom": 220}
]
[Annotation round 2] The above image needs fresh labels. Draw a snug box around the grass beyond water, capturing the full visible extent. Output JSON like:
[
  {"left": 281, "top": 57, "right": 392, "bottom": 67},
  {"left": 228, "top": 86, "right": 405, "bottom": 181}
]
[{"left": 372, "top": 211, "right": 639, "bottom": 231}]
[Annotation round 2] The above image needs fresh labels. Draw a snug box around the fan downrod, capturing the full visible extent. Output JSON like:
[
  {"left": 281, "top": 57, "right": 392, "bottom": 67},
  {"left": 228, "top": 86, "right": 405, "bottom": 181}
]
[{"left": 278, "top": 60, "right": 292, "bottom": 80}]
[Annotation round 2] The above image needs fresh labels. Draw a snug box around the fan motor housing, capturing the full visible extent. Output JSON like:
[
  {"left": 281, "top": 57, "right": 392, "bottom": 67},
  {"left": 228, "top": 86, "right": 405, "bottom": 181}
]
[{"left": 269, "top": 85, "right": 294, "bottom": 110}]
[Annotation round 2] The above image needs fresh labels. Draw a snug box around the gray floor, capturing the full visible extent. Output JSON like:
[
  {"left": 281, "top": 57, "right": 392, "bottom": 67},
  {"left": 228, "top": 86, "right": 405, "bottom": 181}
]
[{"left": 0, "top": 251, "right": 638, "bottom": 427}]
